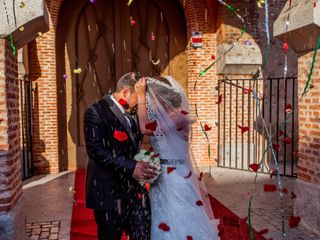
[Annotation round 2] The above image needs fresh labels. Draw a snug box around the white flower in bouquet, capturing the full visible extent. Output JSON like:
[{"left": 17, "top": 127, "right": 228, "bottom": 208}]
[{"left": 134, "top": 149, "right": 162, "bottom": 185}]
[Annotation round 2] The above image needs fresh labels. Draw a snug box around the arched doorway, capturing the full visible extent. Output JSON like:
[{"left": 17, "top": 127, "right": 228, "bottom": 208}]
[{"left": 56, "top": 0, "right": 187, "bottom": 170}]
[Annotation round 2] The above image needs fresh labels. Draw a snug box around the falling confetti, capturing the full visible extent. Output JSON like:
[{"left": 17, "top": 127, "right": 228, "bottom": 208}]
[
  {"left": 257, "top": 0, "right": 265, "bottom": 8},
  {"left": 19, "top": 26, "right": 24, "bottom": 31},
  {"left": 73, "top": 68, "right": 82, "bottom": 74},
  {"left": 119, "top": 99, "right": 129, "bottom": 109},
  {"left": 127, "top": 0, "right": 133, "bottom": 6},
  {"left": 19, "top": 2, "right": 26, "bottom": 8},
  {"left": 113, "top": 130, "right": 128, "bottom": 142},
  {"left": 237, "top": 125, "right": 249, "bottom": 134},
  {"left": 183, "top": 171, "right": 192, "bottom": 179},
  {"left": 180, "top": 110, "right": 189, "bottom": 115},
  {"left": 145, "top": 121, "right": 157, "bottom": 131},
  {"left": 167, "top": 167, "right": 176, "bottom": 174},
  {"left": 249, "top": 163, "right": 260, "bottom": 172},
  {"left": 158, "top": 223, "right": 170, "bottom": 232},
  {"left": 204, "top": 124, "right": 211, "bottom": 131},
  {"left": 215, "top": 94, "right": 223, "bottom": 104}
]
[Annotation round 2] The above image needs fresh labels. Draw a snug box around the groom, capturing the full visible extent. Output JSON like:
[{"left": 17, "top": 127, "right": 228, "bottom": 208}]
[{"left": 83, "top": 72, "right": 156, "bottom": 240}]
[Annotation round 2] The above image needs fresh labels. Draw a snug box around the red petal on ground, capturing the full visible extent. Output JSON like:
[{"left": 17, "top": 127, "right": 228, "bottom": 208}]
[
  {"left": 264, "top": 184, "right": 277, "bottom": 192},
  {"left": 186, "top": 236, "right": 193, "bottom": 240},
  {"left": 281, "top": 188, "right": 288, "bottom": 194},
  {"left": 249, "top": 163, "right": 260, "bottom": 172},
  {"left": 158, "top": 223, "right": 170, "bottom": 232},
  {"left": 289, "top": 216, "right": 301, "bottom": 228},
  {"left": 145, "top": 183, "right": 150, "bottom": 191},
  {"left": 196, "top": 200, "right": 204, "bottom": 206},
  {"left": 113, "top": 130, "right": 128, "bottom": 142},
  {"left": 167, "top": 167, "right": 176, "bottom": 174},
  {"left": 204, "top": 124, "right": 212, "bottom": 131},
  {"left": 279, "top": 130, "right": 284, "bottom": 136},
  {"left": 184, "top": 171, "right": 192, "bottom": 179},
  {"left": 285, "top": 103, "right": 292, "bottom": 113},
  {"left": 291, "top": 191, "right": 297, "bottom": 199},
  {"left": 145, "top": 121, "right": 157, "bottom": 131}
]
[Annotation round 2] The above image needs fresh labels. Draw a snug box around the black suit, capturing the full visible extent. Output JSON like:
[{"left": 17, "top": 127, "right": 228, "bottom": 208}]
[{"left": 84, "top": 95, "right": 151, "bottom": 240}]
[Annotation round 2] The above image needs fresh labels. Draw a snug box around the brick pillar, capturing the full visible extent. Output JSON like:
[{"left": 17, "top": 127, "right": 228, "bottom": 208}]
[
  {"left": 0, "top": 40, "right": 25, "bottom": 240},
  {"left": 294, "top": 51, "right": 320, "bottom": 235},
  {"left": 179, "top": 0, "right": 218, "bottom": 170},
  {"left": 28, "top": 0, "right": 63, "bottom": 173}
]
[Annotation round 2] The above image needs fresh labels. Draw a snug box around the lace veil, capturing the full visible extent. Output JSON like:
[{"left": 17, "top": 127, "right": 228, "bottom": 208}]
[{"left": 145, "top": 76, "right": 215, "bottom": 220}]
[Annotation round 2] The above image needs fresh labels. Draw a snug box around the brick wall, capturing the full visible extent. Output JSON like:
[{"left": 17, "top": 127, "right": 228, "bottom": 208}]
[
  {"left": 297, "top": 51, "right": 320, "bottom": 184},
  {"left": 28, "top": 0, "right": 63, "bottom": 173},
  {"left": 0, "top": 39, "right": 22, "bottom": 212},
  {"left": 29, "top": 0, "right": 294, "bottom": 172}
]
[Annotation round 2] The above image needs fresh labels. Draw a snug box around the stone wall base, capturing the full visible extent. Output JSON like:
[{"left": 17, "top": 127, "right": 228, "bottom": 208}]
[
  {"left": 295, "top": 179, "right": 320, "bottom": 235},
  {"left": 0, "top": 197, "right": 25, "bottom": 240}
]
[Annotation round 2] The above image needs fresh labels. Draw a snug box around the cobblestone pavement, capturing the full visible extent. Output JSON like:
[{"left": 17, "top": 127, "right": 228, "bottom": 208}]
[
  {"left": 23, "top": 171, "right": 74, "bottom": 240},
  {"left": 205, "top": 167, "right": 320, "bottom": 240},
  {"left": 26, "top": 221, "right": 60, "bottom": 240}
]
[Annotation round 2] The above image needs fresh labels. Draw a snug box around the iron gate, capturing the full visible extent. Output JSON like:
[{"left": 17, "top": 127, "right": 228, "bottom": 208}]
[
  {"left": 20, "top": 76, "right": 34, "bottom": 180},
  {"left": 217, "top": 77, "right": 298, "bottom": 177}
]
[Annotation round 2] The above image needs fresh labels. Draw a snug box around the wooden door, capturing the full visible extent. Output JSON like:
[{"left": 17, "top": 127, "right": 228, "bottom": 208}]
[
  {"left": 74, "top": 0, "right": 187, "bottom": 146},
  {"left": 57, "top": 0, "right": 187, "bottom": 169}
]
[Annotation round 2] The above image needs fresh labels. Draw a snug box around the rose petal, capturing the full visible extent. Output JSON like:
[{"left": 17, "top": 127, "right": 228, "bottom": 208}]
[
  {"left": 216, "top": 95, "right": 223, "bottom": 104},
  {"left": 198, "top": 172, "right": 204, "bottom": 181},
  {"left": 167, "top": 167, "right": 176, "bottom": 174},
  {"left": 196, "top": 200, "right": 203, "bottom": 206},
  {"left": 258, "top": 228, "right": 269, "bottom": 235},
  {"left": 113, "top": 130, "right": 128, "bottom": 142},
  {"left": 181, "top": 110, "right": 189, "bottom": 115},
  {"left": 249, "top": 163, "right": 260, "bottom": 172},
  {"left": 186, "top": 236, "right": 193, "bottom": 240},
  {"left": 281, "top": 137, "right": 292, "bottom": 144},
  {"left": 289, "top": 216, "right": 301, "bottom": 228},
  {"left": 270, "top": 170, "right": 276, "bottom": 179},
  {"left": 204, "top": 124, "right": 211, "bottom": 131},
  {"left": 158, "top": 222, "right": 170, "bottom": 232},
  {"left": 184, "top": 171, "right": 192, "bottom": 179},
  {"left": 264, "top": 184, "right": 277, "bottom": 192},
  {"left": 272, "top": 144, "right": 280, "bottom": 151},
  {"left": 145, "top": 121, "right": 157, "bottom": 131},
  {"left": 119, "top": 99, "right": 129, "bottom": 109},
  {"left": 237, "top": 125, "right": 249, "bottom": 134}
]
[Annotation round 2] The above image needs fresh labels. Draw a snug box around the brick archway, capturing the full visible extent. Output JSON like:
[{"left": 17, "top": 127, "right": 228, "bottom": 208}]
[{"left": 28, "top": 0, "right": 217, "bottom": 174}]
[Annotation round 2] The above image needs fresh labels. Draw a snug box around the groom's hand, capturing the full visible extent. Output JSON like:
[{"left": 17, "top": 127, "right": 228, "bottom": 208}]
[{"left": 133, "top": 162, "right": 157, "bottom": 181}]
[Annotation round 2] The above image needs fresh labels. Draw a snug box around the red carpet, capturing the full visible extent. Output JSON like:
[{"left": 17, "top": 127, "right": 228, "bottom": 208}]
[{"left": 70, "top": 170, "right": 267, "bottom": 240}]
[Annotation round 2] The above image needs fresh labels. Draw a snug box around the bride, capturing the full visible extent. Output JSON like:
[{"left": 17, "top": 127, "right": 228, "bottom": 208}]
[{"left": 134, "top": 76, "right": 220, "bottom": 239}]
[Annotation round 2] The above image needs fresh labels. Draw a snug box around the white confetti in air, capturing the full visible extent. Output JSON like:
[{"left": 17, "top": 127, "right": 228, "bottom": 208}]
[
  {"left": 105, "top": 212, "right": 108, "bottom": 220},
  {"left": 94, "top": 180, "right": 97, "bottom": 186},
  {"left": 88, "top": 25, "right": 91, "bottom": 32},
  {"left": 100, "top": 201, "right": 104, "bottom": 206},
  {"left": 92, "top": 128, "right": 96, "bottom": 138},
  {"left": 113, "top": 149, "right": 116, "bottom": 158},
  {"left": 205, "top": 9, "right": 208, "bottom": 22},
  {"left": 112, "top": 43, "right": 115, "bottom": 53},
  {"left": 102, "top": 138, "right": 106, "bottom": 147},
  {"left": 160, "top": 12, "right": 163, "bottom": 22},
  {"left": 117, "top": 199, "right": 122, "bottom": 215},
  {"left": 123, "top": 40, "right": 127, "bottom": 51}
]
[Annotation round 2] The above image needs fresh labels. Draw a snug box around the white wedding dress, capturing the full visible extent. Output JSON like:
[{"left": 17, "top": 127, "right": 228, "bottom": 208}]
[{"left": 145, "top": 76, "right": 220, "bottom": 240}]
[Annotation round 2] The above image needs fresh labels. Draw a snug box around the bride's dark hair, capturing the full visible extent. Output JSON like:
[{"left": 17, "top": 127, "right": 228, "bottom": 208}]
[{"left": 151, "top": 76, "right": 182, "bottom": 108}]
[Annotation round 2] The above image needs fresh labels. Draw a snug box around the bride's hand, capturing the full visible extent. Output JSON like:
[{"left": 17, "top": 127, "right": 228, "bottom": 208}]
[{"left": 134, "top": 77, "right": 146, "bottom": 96}]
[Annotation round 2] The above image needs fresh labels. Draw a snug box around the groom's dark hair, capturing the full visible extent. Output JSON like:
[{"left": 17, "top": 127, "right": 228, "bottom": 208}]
[{"left": 116, "top": 71, "right": 140, "bottom": 93}]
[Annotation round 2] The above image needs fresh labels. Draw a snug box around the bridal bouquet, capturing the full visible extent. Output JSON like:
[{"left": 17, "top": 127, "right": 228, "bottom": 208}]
[{"left": 134, "top": 149, "right": 162, "bottom": 185}]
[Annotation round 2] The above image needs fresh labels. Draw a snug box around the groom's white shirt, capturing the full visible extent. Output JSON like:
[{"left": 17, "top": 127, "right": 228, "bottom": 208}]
[{"left": 110, "top": 94, "right": 132, "bottom": 127}]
